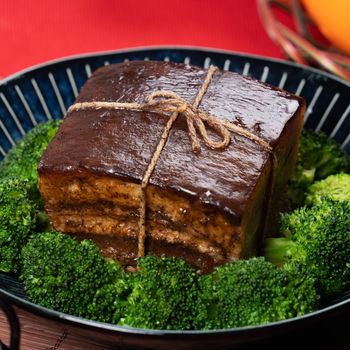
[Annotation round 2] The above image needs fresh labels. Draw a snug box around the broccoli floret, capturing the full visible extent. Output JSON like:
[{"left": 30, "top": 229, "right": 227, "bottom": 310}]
[
  {"left": 0, "top": 120, "right": 61, "bottom": 202},
  {"left": 0, "top": 178, "right": 37, "bottom": 273},
  {"left": 265, "top": 198, "right": 350, "bottom": 297},
  {"left": 298, "top": 130, "right": 350, "bottom": 179},
  {"left": 87, "top": 268, "right": 132, "bottom": 324},
  {"left": 306, "top": 173, "right": 350, "bottom": 205},
  {"left": 288, "top": 130, "right": 350, "bottom": 208},
  {"left": 121, "top": 255, "right": 204, "bottom": 330},
  {"left": 198, "top": 257, "right": 319, "bottom": 329},
  {"left": 20, "top": 233, "right": 321, "bottom": 329},
  {"left": 21, "top": 232, "right": 126, "bottom": 318}
]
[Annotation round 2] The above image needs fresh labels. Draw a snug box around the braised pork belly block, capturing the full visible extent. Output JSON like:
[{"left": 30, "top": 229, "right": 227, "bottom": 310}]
[{"left": 38, "top": 61, "right": 305, "bottom": 273}]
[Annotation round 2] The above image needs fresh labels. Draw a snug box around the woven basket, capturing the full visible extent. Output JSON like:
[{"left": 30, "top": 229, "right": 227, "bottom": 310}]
[{"left": 257, "top": 0, "right": 350, "bottom": 82}]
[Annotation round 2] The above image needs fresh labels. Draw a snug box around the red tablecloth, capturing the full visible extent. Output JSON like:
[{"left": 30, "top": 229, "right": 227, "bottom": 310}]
[{"left": 0, "top": 0, "right": 283, "bottom": 78}]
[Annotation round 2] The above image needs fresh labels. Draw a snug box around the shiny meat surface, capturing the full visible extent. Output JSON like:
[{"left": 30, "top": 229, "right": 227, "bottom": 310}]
[{"left": 38, "top": 61, "right": 304, "bottom": 271}]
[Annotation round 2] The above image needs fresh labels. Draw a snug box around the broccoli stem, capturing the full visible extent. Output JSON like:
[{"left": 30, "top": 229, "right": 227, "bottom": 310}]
[
  {"left": 264, "top": 237, "right": 295, "bottom": 267},
  {"left": 35, "top": 210, "right": 52, "bottom": 232}
]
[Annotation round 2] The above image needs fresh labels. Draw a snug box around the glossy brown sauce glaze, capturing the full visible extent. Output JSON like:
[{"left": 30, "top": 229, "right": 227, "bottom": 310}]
[
  {"left": 39, "top": 61, "right": 303, "bottom": 224},
  {"left": 40, "top": 61, "right": 207, "bottom": 182}
]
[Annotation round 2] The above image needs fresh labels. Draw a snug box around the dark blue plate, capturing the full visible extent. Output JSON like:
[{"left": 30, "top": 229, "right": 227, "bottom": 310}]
[{"left": 0, "top": 47, "right": 350, "bottom": 349}]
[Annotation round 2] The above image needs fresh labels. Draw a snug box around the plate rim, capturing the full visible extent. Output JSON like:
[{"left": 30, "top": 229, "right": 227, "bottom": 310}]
[
  {"left": 1, "top": 45, "right": 350, "bottom": 89},
  {"left": 1, "top": 45, "right": 350, "bottom": 336},
  {"left": 1, "top": 286, "right": 350, "bottom": 336}
]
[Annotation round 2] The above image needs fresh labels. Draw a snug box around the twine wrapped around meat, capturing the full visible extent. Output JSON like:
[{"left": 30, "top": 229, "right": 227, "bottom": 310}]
[
  {"left": 68, "top": 90, "right": 232, "bottom": 154},
  {"left": 67, "top": 65, "right": 272, "bottom": 258}
]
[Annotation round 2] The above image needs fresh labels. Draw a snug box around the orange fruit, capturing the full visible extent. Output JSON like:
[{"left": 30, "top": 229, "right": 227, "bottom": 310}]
[{"left": 302, "top": 0, "right": 350, "bottom": 55}]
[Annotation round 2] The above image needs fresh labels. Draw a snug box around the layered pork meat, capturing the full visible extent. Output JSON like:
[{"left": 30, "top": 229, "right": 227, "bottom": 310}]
[{"left": 38, "top": 61, "right": 305, "bottom": 273}]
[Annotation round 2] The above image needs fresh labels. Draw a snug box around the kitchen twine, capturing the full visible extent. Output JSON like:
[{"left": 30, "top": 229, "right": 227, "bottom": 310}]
[{"left": 67, "top": 65, "right": 273, "bottom": 258}]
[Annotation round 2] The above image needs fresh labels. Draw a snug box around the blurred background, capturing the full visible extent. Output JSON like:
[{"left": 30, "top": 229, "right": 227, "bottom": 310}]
[
  {"left": 0, "top": 0, "right": 282, "bottom": 78},
  {"left": 2, "top": 0, "right": 350, "bottom": 81}
]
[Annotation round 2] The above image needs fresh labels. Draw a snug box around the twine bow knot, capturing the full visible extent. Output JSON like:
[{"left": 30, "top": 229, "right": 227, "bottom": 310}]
[{"left": 141, "top": 91, "right": 231, "bottom": 154}]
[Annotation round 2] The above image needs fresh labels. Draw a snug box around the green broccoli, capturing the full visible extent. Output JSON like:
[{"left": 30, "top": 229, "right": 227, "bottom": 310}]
[
  {"left": 121, "top": 255, "right": 205, "bottom": 330},
  {"left": 21, "top": 232, "right": 127, "bottom": 319},
  {"left": 0, "top": 120, "right": 61, "bottom": 202},
  {"left": 306, "top": 173, "right": 350, "bottom": 205},
  {"left": 198, "top": 257, "right": 318, "bottom": 329},
  {"left": 288, "top": 130, "right": 350, "bottom": 208},
  {"left": 265, "top": 198, "right": 350, "bottom": 297},
  {"left": 0, "top": 178, "right": 37, "bottom": 273},
  {"left": 87, "top": 270, "right": 132, "bottom": 324}
]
